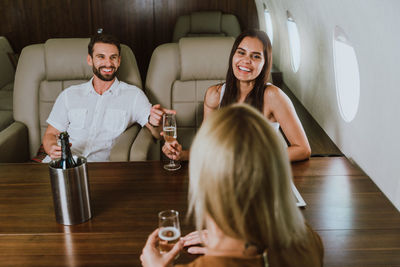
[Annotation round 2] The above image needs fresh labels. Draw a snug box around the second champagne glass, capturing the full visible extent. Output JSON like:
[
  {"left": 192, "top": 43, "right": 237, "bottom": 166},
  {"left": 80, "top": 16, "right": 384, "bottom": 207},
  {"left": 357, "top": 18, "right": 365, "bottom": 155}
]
[
  {"left": 158, "top": 210, "right": 181, "bottom": 254},
  {"left": 163, "top": 113, "right": 181, "bottom": 171}
]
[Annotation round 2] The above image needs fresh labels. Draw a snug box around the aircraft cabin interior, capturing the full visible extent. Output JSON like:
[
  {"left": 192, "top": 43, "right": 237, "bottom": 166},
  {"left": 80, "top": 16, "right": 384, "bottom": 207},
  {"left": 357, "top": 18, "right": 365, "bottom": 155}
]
[{"left": 0, "top": 0, "right": 399, "bottom": 266}]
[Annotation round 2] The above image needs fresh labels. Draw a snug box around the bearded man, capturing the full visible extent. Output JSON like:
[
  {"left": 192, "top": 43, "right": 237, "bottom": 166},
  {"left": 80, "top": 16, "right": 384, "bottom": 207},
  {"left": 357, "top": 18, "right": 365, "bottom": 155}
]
[{"left": 43, "top": 33, "right": 169, "bottom": 162}]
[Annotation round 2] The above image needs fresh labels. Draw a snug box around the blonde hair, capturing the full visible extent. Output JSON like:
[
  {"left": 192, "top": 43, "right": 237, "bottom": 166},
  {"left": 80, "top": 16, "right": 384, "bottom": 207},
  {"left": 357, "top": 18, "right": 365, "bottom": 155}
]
[{"left": 188, "top": 104, "right": 306, "bottom": 250}]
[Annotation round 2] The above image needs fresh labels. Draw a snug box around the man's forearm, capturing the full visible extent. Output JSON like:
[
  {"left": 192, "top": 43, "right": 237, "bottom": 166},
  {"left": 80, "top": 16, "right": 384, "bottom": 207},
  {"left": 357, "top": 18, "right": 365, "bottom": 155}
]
[{"left": 145, "top": 123, "right": 161, "bottom": 139}]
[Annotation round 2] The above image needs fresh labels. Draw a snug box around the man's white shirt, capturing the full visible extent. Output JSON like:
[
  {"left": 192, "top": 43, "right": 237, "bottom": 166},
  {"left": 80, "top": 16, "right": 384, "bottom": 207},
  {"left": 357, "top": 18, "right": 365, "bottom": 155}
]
[{"left": 45, "top": 78, "right": 151, "bottom": 162}]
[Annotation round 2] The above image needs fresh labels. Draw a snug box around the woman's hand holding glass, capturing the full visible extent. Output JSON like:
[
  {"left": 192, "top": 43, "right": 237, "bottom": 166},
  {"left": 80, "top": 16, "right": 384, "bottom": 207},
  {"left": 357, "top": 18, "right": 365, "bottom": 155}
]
[
  {"left": 140, "top": 228, "right": 207, "bottom": 266},
  {"left": 141, "top": 210, "right": 183, "bottom": 267},
  {"left": 162, "top": 114, "right": 181, "bottom": 171},
  {"left": 161, "top": 140, "right": 182, "bottom": 161},
  {"left": 140, "top": 228, "right": 184, "bottom": 267}
]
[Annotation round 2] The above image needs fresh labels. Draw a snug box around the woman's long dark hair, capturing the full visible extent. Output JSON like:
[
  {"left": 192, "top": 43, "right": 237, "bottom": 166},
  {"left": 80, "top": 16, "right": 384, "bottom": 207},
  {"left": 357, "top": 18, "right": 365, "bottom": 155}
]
[{"left": 220, "top": 29, "right": 272, "bottom": 112}]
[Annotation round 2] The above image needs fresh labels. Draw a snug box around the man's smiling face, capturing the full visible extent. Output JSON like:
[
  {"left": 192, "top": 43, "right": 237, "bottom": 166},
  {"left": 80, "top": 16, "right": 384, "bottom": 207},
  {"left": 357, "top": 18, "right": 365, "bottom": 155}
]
[{"left": 88, "top": 42, "right": 121, "bottom": 81}]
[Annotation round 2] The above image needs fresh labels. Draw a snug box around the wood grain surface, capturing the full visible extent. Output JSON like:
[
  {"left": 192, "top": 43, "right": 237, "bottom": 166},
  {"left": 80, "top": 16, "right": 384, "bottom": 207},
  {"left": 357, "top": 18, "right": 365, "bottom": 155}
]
[
  {"left": 0, "top": 0, "right": 259, "bottom": 81},
  {"left": 0, "top": 158, "right": 399, "bottom": 266}
]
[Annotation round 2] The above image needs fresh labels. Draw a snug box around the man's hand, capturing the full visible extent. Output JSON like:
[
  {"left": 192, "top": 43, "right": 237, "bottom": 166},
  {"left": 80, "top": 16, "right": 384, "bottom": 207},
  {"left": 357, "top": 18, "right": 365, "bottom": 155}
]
[
  {"left": 43, "top": 125, "right": 62, "bottom": 159},
  {"left": 148, "top": 104, "right": 176, "bottom": 127},
  {"left": 47, "top": 143, "right": 62, "bottom": 159},
  {"left": 140, "top": 228, "right": 183, "bottom": 267},
  {"left": 146, "top": 104, "right": 176, "bottom": 139}
]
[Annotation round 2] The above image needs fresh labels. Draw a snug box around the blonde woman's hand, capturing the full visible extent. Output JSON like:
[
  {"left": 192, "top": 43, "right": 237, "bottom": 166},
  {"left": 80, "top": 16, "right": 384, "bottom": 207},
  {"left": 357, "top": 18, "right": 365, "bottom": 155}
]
[
  {"left": 161, "top": 139, "right": 182, "bottom": 161},
  {"left": 140, "top": 228, "right": 184, "bottom": 267},
  {"left": 182, "top": 230, "right": 208, "bottom": 254}
]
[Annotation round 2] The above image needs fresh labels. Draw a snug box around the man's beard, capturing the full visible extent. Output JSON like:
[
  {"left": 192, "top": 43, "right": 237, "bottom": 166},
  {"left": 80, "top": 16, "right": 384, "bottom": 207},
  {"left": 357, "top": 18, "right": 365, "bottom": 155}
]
[{"left": 92, "top": 66, "right": 117, "bottom": 81}]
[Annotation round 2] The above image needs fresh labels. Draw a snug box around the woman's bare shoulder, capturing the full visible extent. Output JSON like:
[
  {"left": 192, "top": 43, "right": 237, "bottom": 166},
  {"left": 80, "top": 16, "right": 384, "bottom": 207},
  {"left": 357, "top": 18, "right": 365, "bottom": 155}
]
[
  {"left": 204, "top": 84, "right": 223, "bottom": 109},
  {"left": 264, "top": 83, "right": 281, "bottom": 96},
  {"left": 264, "top": 84, "right": 289, "bottom": 103}
]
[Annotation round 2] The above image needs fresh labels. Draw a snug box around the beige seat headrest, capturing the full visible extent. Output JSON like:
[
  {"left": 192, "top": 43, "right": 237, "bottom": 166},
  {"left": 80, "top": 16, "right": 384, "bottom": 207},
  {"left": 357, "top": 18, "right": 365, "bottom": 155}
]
[
  {"left": 179, "top": 37, "right": 234, "bottom": 81},
  {"left": 44, "top": 38, "right": 93, "bottom": 81},
  {"left": 190, "top": 11, "right": 222, "bottom": 33}
]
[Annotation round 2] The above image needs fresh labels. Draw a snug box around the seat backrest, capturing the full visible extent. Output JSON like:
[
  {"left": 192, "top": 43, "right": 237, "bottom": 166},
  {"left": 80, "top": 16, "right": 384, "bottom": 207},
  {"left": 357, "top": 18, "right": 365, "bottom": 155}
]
[
  {"left": 13, "top": 38, "right": 142, "bottom": 158},
  {"left": 172, "top": 11, "right": 241, "bottom": 42},
  {"left": 0, "top": 37, "right": 16, "bottom": 132},
  {"left": 146, "top": 37, "right": 234, "bottom": 152},
  {"left": 0, "top": 36, "right": 15, "bottom": 91}
]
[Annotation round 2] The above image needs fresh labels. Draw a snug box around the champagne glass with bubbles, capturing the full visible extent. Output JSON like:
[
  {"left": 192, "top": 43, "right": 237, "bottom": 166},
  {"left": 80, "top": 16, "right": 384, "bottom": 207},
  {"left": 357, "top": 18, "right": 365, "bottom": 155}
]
[
  {"left": 158, "top": 210, "right": 181, "bottom": 254},
  {"left": 163, "top": 113, "right": 181, "bottom": 171}
]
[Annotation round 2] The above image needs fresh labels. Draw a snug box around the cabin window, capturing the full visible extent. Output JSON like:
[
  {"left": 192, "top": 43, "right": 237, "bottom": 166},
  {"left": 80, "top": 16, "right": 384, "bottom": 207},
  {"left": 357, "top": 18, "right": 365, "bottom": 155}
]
[
  {"left": 286, "top": 11, "right": 301, "bottom": 72},
  {"left": 264, "top": 6, "right": 273, "bottom": 45},
  {"left": 333, "top": 26, "right": 360, "bottom": 122}
]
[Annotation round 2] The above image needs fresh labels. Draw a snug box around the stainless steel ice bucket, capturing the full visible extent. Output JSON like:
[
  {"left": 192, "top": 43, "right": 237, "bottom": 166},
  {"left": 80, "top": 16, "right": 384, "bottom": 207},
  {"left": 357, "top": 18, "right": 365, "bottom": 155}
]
[{"left": 48, "top": 156, "right": 92, "bottom": 225}]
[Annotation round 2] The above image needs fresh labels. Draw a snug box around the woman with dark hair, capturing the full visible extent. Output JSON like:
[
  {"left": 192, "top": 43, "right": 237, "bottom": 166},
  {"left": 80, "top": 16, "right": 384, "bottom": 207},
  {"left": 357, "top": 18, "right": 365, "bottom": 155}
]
[{"left": 163, "top": 29, "right": 311, "bottom": 162}]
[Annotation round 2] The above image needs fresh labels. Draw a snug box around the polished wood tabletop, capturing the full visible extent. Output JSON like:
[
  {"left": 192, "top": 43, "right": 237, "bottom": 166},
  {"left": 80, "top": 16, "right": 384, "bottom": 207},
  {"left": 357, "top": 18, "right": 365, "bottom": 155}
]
[{"left": 0, "top": 157, "right": 399, "bottom": 266}]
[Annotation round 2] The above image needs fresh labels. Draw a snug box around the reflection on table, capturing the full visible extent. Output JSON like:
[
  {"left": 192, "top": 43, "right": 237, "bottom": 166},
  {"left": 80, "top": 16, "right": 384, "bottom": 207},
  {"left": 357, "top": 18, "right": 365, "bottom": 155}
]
[{"left": 0, "top": 158, "right": 399, "bottom": 266}]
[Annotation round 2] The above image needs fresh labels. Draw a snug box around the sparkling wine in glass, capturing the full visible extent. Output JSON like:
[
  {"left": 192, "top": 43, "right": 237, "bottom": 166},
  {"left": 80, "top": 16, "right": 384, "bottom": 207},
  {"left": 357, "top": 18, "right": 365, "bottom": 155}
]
[
  {"left": 158, "top": 210, "right": 181, "bottom": 254},
  {"left": 163, "top": 114, "right": 181, "bottom": 171}
]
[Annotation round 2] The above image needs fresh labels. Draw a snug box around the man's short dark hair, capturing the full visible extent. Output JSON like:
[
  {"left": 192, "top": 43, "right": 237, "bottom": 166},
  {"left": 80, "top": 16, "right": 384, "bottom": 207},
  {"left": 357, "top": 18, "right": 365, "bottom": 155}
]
[{"left": 88, "top": 33, "right": 121, "bottom": 57}]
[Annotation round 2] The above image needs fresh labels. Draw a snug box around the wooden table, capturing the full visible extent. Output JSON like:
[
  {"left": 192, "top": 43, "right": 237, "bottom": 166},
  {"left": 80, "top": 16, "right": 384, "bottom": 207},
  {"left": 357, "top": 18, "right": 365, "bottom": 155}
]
[{"left": 1, "top": 158, "right": 399, "bottom": 266}]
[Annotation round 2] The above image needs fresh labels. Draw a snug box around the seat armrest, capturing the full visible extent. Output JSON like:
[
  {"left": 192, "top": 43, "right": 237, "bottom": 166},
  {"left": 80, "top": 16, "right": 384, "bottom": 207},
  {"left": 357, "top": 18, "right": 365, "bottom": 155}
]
[
  {"left": 109, "top": 124, "right": 141, "bottom": 162},
  {"left": 0, "top": 122, "right": 29, "bottom": 162},
  {"left": 129, "top": 127, "right": 160, "bottom": 161}
]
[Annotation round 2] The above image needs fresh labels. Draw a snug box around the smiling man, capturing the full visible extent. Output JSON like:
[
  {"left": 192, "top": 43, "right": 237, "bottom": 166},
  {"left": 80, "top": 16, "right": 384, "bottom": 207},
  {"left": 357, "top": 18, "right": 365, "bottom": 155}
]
[{"left": 42, "top": 33, "right": 169, "bottom": 162}]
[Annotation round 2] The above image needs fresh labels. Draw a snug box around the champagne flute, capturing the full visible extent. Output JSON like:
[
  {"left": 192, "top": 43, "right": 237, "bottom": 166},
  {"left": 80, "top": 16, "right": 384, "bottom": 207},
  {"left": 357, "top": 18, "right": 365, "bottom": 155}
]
[
  {"left": 158, "top": 210, "right": 181, "bottom": 254},
  {"left": 163, "top": 113, "right": 181, "bottom": 171}
]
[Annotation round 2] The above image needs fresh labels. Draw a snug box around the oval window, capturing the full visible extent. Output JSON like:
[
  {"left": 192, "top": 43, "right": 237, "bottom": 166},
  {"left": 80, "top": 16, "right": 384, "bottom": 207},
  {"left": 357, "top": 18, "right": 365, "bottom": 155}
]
[
  {"left": 333, "top": 26, "right": 360, "bottom": 122},
  {"left": 286, "top": 11, "right": 301, "bottom": 72},
  {"left": 264, "top": 5, "right": 273, "bottom": 45}
]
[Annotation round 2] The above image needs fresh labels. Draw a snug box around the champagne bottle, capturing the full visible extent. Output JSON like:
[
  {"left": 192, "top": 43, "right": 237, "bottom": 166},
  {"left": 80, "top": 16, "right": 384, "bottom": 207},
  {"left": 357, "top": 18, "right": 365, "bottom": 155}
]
[{"left": 58, "top": 132, "right": 77, "bottom": 169}]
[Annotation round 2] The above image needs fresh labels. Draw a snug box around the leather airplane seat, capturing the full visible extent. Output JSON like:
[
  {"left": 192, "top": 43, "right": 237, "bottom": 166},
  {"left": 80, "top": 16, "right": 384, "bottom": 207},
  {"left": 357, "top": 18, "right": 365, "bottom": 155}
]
[
  {"left": 145, "top": 37, "right": 234, "bottom": 158},
  {"left": 0, "top": 38, "right": 153, "bottom": 162},
  {"left": 0, "top": 36, "right": 16, "bottom": 132},
  {"left": 172, "top": 11, "right": 241, "bottom": 42}
]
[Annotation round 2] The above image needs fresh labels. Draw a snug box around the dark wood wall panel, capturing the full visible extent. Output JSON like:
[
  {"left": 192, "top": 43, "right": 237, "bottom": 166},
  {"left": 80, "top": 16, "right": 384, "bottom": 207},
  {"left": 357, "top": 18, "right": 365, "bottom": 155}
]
[
  {"left": 0, "top": 0, "right": 259, "bottom": 81},
  {"left": 0, "top": 0, "right": 91, "bottom": 52},
  {"left": 91, "top": 0, "right": 154, "bottom": 81}
]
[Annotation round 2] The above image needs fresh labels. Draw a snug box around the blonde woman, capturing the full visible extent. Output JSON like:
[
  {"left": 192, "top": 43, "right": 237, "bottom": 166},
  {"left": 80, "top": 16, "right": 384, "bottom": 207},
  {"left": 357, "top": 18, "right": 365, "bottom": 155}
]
[{"left": 141, "top": 104, "right": 323, "bottom": 267}]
